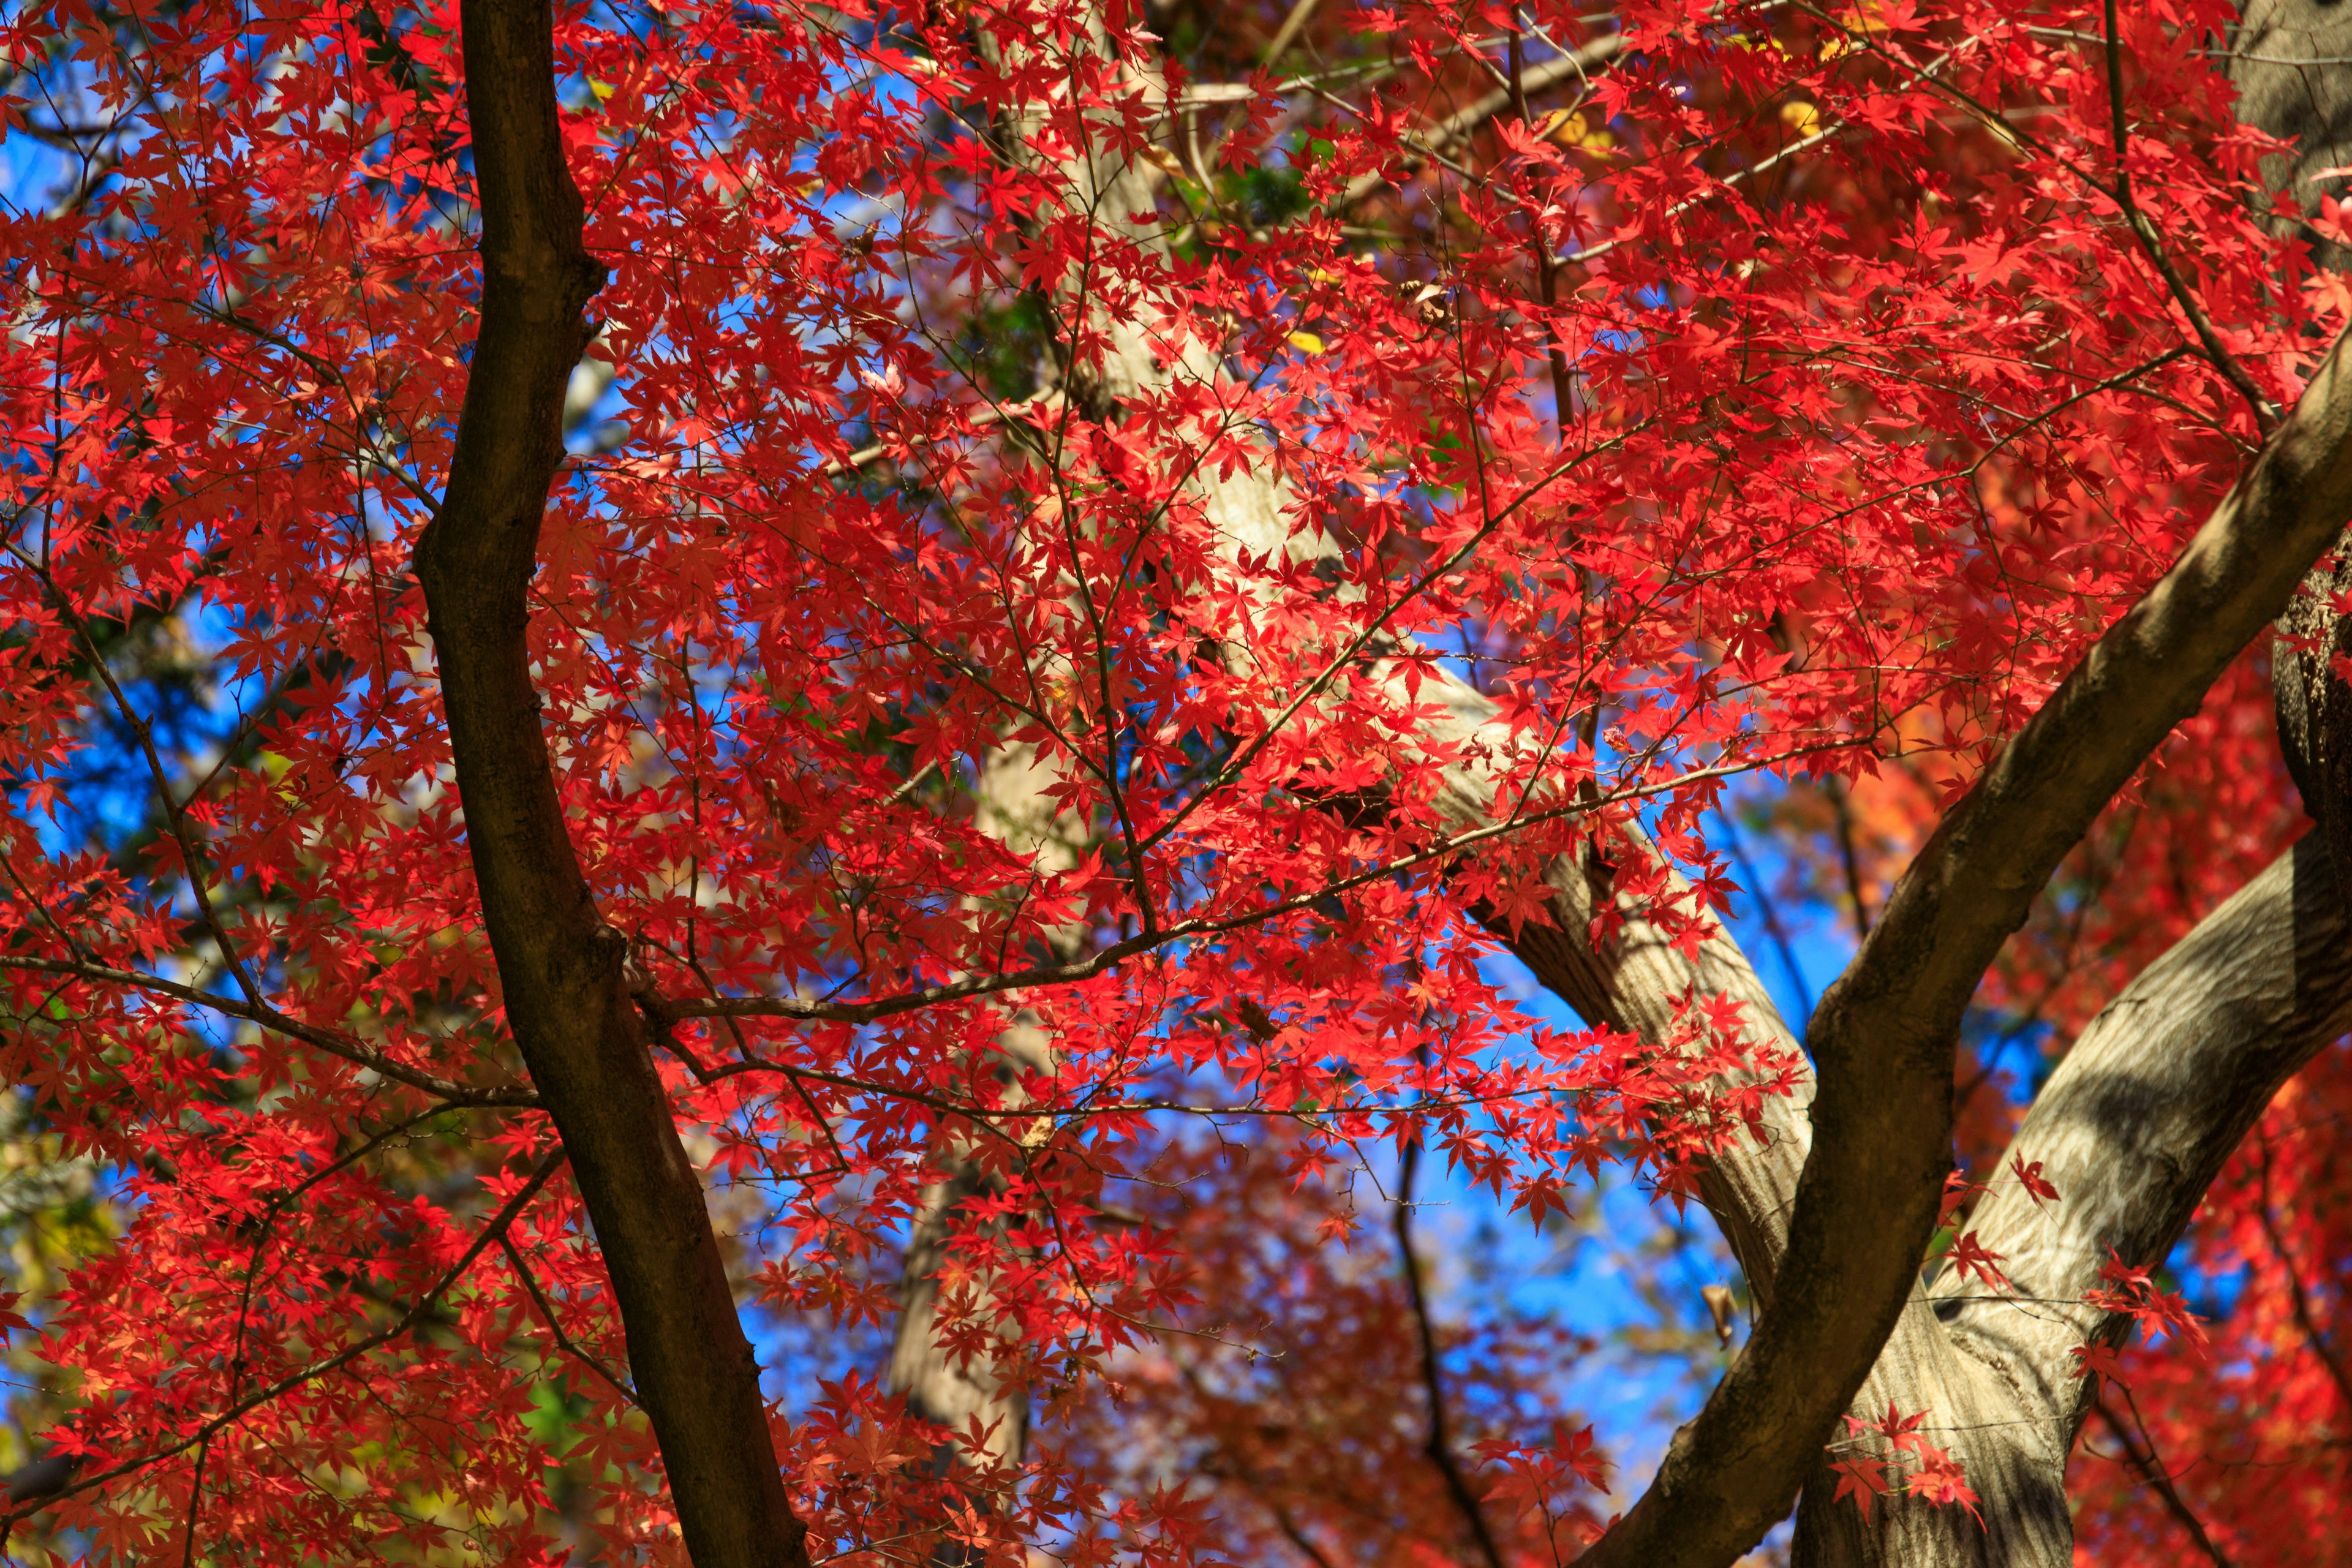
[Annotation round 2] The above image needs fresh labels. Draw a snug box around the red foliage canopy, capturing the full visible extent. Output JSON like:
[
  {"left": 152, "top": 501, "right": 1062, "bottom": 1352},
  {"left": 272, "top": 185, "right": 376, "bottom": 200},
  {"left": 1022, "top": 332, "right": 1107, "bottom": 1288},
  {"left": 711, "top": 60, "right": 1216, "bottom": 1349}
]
[{"left": 0, "top": 0, "right": 2343, "bottom": 1560}]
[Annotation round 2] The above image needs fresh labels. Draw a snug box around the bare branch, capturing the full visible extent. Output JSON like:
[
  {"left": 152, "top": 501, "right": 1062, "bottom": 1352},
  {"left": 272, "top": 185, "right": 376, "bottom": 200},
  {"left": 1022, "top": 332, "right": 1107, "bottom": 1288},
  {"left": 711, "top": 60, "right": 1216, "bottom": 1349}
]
[
  {"left": 0, "top": 953, "right": 538, "bottom": 1109},
  {"left": 1394, "top": 1137, "right": 1507, "bottom": 1568}
]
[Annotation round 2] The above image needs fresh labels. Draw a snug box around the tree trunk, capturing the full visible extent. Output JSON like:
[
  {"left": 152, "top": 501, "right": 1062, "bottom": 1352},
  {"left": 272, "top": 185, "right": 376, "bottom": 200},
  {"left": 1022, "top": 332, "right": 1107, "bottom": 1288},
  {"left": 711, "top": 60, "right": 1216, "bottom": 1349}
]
[
  {"left": 1773, "top": 15, "right": 2352, "bottom": 1563},
  {"left": 2235, "top": 0, "right": 2352, "bottom": 895},
  {"left": 907, "top": 9, "right": 2352, "bottom": 1566},
  {"left": 418, "top": 4, "right": 810, "bottom": 1563},
  {"left": 886, "top": 742, "right": 1085, "bottom": 1482}
]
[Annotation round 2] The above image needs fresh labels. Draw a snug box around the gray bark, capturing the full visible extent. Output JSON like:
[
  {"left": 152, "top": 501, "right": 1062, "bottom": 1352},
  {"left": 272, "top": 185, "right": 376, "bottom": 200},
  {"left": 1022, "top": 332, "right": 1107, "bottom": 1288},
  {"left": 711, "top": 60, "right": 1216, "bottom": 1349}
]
[
  {"left": 1779, "top": 13, "right": 2352, "bottom": 1565},
  {"left": 1792, "top": 835, "right": 2352, "bottom": 1566},
  {"left": 2233, "top": 0, "right": 2352, "bottom": 894},
  {"left": 886, "top": 744, "right": 1081, "bottom": 1478},
  {"left": 895, "top": 12, "right": 2352, "bottom": 1567}
]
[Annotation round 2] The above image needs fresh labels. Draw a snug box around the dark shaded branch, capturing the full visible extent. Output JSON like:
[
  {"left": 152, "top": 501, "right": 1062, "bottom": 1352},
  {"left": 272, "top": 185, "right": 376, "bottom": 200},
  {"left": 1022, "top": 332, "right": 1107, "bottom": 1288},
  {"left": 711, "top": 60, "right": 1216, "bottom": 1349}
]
[
  {"left": 411, "top": 3, "right": 809, "bottom": 1563},
  {"left": 1577, "top": 321, "right": 2352, "bottom": 1568},
  {"left": 1266, "top": 1499, "right": 1343, "bottom": 1568},
  {"left": 1822, "top": 776, "right": 1872, "bottom": 943},
  {"left": 1394, "top": 1138, "right": 1507, "bottom": 1568},
  {"left": 0, "top": 953, "right": 537, "bottom": 1109},
  {"left": 1948, "top": 834, "right": 2352, "bottom": 1448},
  {"left": 2239, "top": 0, "right": 2352, "bottom": 931},
  {"left": 2090, "top": 1395, "right": 2235, "bottom": 1568},
  {"left": 2255, "top": 1131, "right": 2352, "bottom": 1420}
]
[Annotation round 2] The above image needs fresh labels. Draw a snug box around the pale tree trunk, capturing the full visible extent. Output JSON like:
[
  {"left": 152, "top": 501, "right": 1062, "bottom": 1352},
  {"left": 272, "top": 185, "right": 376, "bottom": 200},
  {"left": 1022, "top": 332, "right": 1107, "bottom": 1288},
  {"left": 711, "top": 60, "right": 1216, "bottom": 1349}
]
[
  {"left": 175, "top": 1, "right": 2347, "bottom": 1564},
  {"left": 886, "top": 743, "right": 1080, "bottom": 1479},
  {"left": 883, "top": 15, "right": 1303, "bottom": 1489},
  {"left": 1777, "top": 14, "right": 2352, "bottom": 1562},
  {"left": 892, "top": 8, "right": 2352, "bottom": 1567},
  {"left": 1781, "top": 835, "right": 2352, "bottom": 1567}
]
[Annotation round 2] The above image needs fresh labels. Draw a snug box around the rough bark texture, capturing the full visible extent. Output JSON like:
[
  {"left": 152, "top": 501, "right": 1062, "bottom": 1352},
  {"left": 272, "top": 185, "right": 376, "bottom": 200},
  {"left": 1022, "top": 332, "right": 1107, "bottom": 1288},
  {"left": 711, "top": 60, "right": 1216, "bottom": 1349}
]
[
  {"left": 2234, "top": 0, "right": 2352, "bottom": 894},
  {"left": 1560, "top": 307, "right": 2352, "bottom": 1568},
  {"left": 922, "top": 12, "right": 2352, "bottom": 1567},
  {"left": 1777, "top": 17, "right": 2352, "bottom": 1564},
  {"left": 416, "top": 5, "right": 810, "bottom": 1564},
  {"left": 1791, "top": 837, "right": 2352, "bottom": 1566},
  {"left": 2231, "top": 0, "right": 2352, "bottom": 265},
  {"left": 1947, "top": 836, "right": 2352, "bottom": 1451},
  {"left": 886, "top": 742, "right": 1084, "bottom": 1476}
]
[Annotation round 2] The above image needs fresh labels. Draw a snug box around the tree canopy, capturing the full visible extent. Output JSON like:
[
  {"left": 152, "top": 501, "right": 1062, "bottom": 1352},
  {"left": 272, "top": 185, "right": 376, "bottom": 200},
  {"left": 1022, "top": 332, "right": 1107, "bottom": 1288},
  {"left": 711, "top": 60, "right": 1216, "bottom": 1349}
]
[{"left": 1, "top": 0, "right": 2350, "bottom": 1563}]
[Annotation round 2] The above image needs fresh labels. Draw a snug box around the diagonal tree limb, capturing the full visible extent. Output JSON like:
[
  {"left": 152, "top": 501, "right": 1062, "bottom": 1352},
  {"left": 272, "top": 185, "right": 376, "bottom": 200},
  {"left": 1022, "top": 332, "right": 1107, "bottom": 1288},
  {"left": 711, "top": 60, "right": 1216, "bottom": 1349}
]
[
  {"left": 1787, "top": 12, "right": 2352, "bottom": 1562},
  {"left": 411, "top": 2, "right": 809, "bottom": 1564},
  {"left": 1787, "top": 831, "right": 2352, "bottom": 1567},
  {"left": 1939, "top": 834, "right": 2352, "bottom": 1444},
  {"left": 0, "top": 953, "right": 538, "bottom": 1109},
  {"left": 1573, "top": 319, "right": 2352, "bottom": 1568},
  {"left": 927, "top": 8, "right": 2352, "bottom": 1566},
  {"left": 1028, "top": 37, "right": 1908, "bottom": 1557},
  {"left": 2090, "top": 1395, "right": 2237, "bottom": 1568}
]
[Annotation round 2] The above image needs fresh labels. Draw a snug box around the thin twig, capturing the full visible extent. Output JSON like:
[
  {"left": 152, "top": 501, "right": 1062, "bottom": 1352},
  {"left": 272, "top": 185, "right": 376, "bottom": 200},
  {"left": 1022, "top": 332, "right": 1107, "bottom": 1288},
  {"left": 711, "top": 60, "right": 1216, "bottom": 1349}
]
[
  {"left": 2255, "top": 1132, "right": 2352, "bottom": 1418},
  {"left": 498, "top": 1232, "right": 639, "bottom": 1404},
  {"left": 661, "top": 739, "right": 1865, "bottom": 1025},
  {"left": 1822, "top": 775, "right": 1872, "bottom": 941},
  {"left": 0, "top": 1149, "right": 568, "bottom": 1533},
  {"left": 1395, "top": 1136, "right": 1507, "bottom": 1568},
  {"left": 1714, "top": 809, "right": 1815, "bottom": 1025},
  {"left": 2090, "top": 1393, "right": 2234, "bottom": 1568},
  {"left": 2100, "top": 0, "right": 2277, "bottom": 436},
  {"left": 1260, "top": 0, "right": 1322, "bottom": 66},
  {"left": 0, "top": 953, "right": 537, "bottom": 1108}
]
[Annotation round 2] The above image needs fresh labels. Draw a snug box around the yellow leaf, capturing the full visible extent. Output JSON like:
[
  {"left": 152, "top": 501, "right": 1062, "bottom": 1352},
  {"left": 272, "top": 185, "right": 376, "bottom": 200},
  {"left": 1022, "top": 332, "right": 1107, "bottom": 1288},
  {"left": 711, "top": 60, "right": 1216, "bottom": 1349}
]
[
  {"left": 1781, "top": 99, "right": 1822, "bottom": 139},
  {"left": 590, "top": 78, "right": 616, "bottom": 103},
  {"left": 1287, "top": 330, "right": 1325, "bottom": 354},
  {"left": 1542, "top": 108, "right": 1616, "bottom": 151}
]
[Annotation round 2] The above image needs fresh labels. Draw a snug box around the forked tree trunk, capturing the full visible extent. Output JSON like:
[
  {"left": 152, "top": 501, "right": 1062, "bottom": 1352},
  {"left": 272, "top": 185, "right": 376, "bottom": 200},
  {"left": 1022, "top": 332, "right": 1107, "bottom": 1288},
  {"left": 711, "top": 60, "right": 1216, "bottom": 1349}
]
[
  {"left": 876, "top": 8, "right": 2352, "bottom": 1567},
  {"left": 1782, "top": 14, "right": 2352, "bottom": 1563}
]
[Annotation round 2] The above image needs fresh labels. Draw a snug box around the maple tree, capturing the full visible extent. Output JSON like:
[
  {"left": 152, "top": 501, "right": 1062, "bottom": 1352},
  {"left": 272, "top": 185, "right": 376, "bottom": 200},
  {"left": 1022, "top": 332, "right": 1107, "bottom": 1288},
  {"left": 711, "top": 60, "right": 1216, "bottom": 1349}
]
[{"left": 2, "top": 0, "right": 2352, "bottom": 1562}]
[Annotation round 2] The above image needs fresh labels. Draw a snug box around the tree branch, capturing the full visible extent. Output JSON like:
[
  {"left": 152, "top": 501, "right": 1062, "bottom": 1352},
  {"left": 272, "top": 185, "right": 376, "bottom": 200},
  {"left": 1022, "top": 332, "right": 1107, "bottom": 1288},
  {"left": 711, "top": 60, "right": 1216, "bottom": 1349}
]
[
  {"left": 1944, "top": 834, "right": 2352, "bottom": 1457},
  {"left": 1578, "top": 321, "right": 2352, "bottom": 1568},
  {"left": 937, "top": 11, "right": 2352, "bottom": 1562},
  {"left": 1394, "top": 1137, "right": 1507, "bottom": 1568},
  {"left": 2255, "top": 1131, "right": 2352, "bottom": 1420},
  {"left": 2090, "top": 1395, "right": 2236, "bottom": 1568},
  {"left": 410, "top": 3, "right": 809, "bottom": 1562},
  {"left": 1, "top": 1149, "right": 567, "bottom": 1536},
  {"left": 0, "top": 954, "right": 537, "bottom": 1109},
  {"left": 499, "top": 1232, "right": 639, "bottom": 1405}
]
